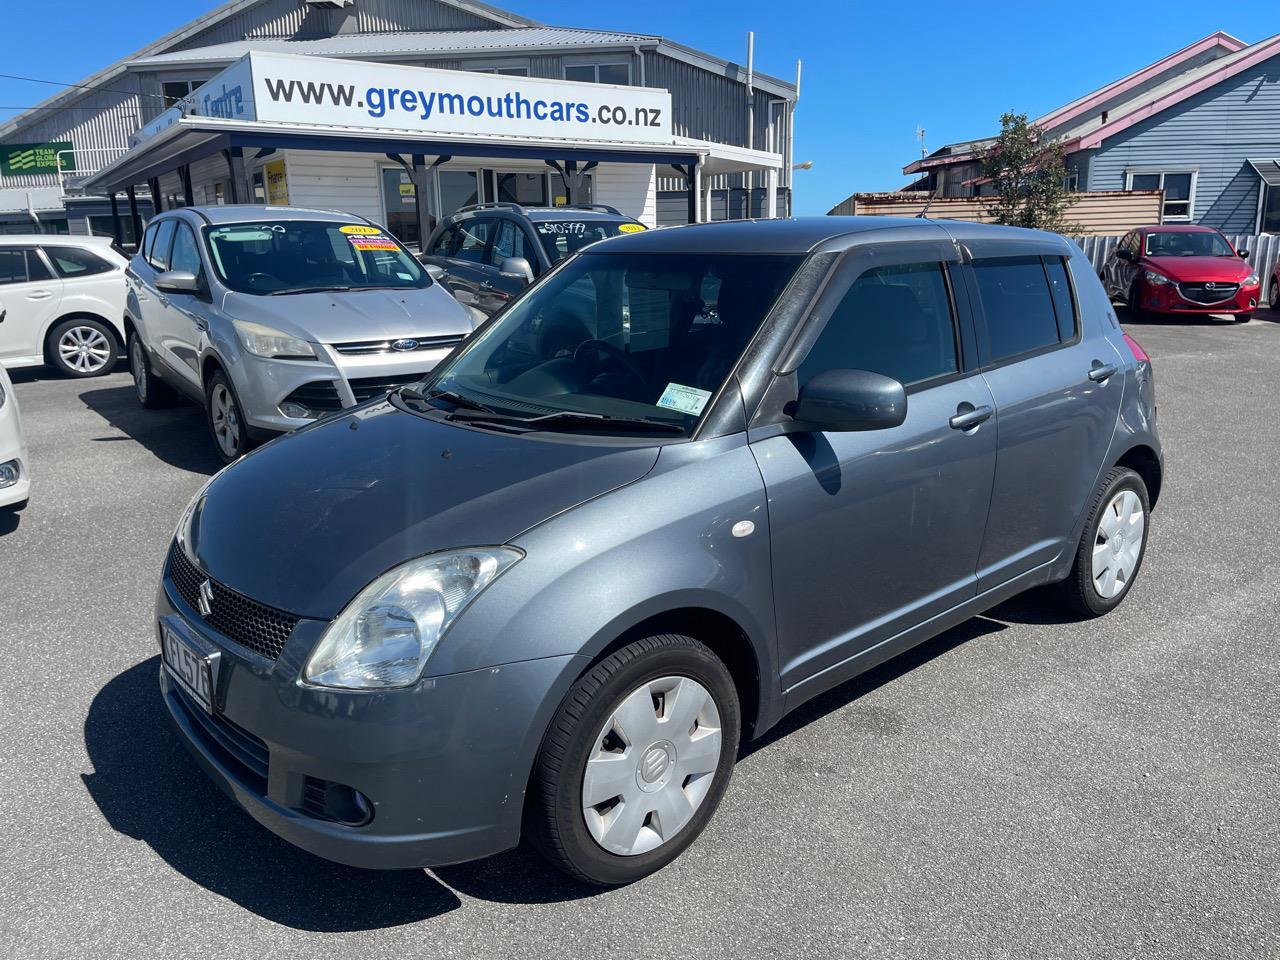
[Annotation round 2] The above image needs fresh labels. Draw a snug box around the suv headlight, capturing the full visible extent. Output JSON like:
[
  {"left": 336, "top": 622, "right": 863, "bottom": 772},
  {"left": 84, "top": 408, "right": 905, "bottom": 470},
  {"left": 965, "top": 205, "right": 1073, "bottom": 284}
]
[
  {"left": 303, "top": 547, "right": 523, "bottom": 690},
  {"left": 232, "top": 320, "right": 315, "bottom": 360},
  {"left": 1143, "top": 270, "right": 1173, "bottom": 286}
]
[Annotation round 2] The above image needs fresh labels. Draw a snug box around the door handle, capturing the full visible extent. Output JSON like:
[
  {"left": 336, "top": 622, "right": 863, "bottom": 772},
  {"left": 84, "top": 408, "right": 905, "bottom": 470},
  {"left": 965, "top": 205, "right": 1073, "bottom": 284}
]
[
  {"left": 950, "top": 403, "right": 994, "bottom": 431},
  {"left": 192, "top": 317, "right": 208, "bottom": 332},
  {"left": 26, "top": 290, "right": 53, "bottom": 301},
  {"left": 0, "top": 308, "right": 6, "bottom": 324},
  {"left": 1088, "top": 361, "right": 1118, "bottom": 383}
]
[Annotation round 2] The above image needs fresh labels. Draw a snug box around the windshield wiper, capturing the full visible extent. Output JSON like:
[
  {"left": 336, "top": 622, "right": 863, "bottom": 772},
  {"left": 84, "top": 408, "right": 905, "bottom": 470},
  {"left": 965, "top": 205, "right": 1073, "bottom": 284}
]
[
  {"left": 449, "top": 408, "right": 684, "bottom": 434},
  {"left": 398, "top": 385, "right": 498, "bottom": 414},
  {"left": 268, "top": 285, "right": 351, "bottom": 296}
]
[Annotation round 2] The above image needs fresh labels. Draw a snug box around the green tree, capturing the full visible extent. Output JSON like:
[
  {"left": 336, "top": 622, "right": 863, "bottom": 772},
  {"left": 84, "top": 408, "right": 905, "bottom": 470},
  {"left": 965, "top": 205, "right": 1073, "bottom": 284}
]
[{"left": 979, "top": 112, "right": 1079, "bottom": 233}]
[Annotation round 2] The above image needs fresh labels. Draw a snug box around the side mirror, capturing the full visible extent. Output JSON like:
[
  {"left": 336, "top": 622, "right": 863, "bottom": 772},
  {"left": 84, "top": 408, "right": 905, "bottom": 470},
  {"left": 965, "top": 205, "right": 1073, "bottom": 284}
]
[
  {"left": 499, "top": 256, "right": 535, "bottom": 285},
  {"left": 1115, "top": 248, "right": 1134, "bottom": 262},
  {"left": 424, "top": 263, "right": 446, "bottom": 283},
  {"left": 793, "top": 369, "right": 907, "bottom": 432},
  {"left": 1237, "top": 249, "right": 1249, "bottom": 258},
  {"left": 155, "top": 270, "right": 201, "bottom": 294}
]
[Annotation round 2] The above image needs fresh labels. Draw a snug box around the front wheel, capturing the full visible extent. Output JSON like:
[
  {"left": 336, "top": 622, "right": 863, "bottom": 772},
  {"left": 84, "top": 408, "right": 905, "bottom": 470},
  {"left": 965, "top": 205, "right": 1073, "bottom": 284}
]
[
  {"left": 526, "top": 634, "right": 741, "bottom": 887},
  {"left": 1233, "top": 313, "right": 1252, "bottom": 324},
  {"left": 1127, "top": 282, "right": 1148, "bottom": 322},
  {"left": 205, "top": 369, "right": 252, "bottom": 464},
  {"left": 1059, "top": 467, "right": 1150, "bottom": 617}
]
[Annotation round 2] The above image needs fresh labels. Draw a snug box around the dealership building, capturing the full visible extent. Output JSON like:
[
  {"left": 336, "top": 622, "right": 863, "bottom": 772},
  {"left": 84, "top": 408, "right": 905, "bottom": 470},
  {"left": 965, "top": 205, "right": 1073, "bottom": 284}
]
[{"left": 0, "top": 0, "right": 799, "bottom": 246}]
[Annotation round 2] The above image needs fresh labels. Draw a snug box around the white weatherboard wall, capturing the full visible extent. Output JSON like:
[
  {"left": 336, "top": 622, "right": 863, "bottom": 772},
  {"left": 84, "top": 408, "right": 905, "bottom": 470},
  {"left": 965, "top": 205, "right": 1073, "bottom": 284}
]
[
  {"left": 278, "top": 150, "right": 384, "bottom": 223},
  {"left": 594, "top": 163, "right": 657, "bottom": 228}
]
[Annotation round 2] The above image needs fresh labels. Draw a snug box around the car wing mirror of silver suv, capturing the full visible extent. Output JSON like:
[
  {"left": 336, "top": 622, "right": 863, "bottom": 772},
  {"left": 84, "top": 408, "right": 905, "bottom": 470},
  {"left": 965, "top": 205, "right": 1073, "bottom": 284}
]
[{"left": 156, "top": 270, "right": 201, "bottom": 295}]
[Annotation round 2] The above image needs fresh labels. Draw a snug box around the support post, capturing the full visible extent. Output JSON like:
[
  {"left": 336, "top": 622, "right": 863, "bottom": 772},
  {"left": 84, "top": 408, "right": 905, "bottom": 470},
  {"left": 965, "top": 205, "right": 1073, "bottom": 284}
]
[
  {"left": 127, "top": 186, "right": 142, "bottom": 243},
  {"left": 181, "top": 164, "right": 195, "bottom": 208},
  {"left": 110, "top": 193, "right": 123, "bottom": 247},
  {"left": 411, "top": 153, "right": 433, "bottom": 250},
  {"left": 147, "top": 177, "right": 163, "bottom": 212},
  {"left": 225, "top": 147, "right": 247, "bottom": 204},
  {"left": 765, "top": 167, "right": 779, "bottom": 219}
]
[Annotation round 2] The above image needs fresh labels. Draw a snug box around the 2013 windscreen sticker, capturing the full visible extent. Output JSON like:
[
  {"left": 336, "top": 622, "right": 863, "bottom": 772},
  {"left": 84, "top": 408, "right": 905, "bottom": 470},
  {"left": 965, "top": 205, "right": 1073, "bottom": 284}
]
[{"left": 656, "top": 382, "right": 712, "bottom": 416}]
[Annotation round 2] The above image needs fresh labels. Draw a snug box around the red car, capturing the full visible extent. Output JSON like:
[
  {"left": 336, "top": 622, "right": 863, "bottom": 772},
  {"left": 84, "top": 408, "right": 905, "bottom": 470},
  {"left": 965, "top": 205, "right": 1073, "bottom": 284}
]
[{"left": 1102, "top": 225, "right": 1262, "bottom": 322}]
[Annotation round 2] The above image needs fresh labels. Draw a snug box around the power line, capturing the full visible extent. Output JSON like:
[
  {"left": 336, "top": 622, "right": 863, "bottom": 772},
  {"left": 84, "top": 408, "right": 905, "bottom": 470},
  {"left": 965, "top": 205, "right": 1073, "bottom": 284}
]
[{"left": 0, "top": 71, "right": 173, "bottom": 105}]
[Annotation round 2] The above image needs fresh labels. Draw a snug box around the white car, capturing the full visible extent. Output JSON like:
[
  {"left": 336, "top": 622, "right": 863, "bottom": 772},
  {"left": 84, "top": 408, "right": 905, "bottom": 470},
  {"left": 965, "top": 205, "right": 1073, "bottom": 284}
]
[
  {"left": 0, "top": 363, "right": 29, "bottom": 510},
  {"left": 0, "top": 236, "right": 128, "bottom": 378}
]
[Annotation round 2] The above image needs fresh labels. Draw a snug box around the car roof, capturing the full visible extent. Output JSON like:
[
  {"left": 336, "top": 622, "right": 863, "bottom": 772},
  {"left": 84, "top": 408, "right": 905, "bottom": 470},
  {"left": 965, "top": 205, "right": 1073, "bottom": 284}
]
[
  {"left": 160, "top": 205, "right": 379, "bottom": 226},
  {"left": 586, "top": 216, "right": 1068, "bottom": 255},
  {"left": 1137, "top": 224, "right": 1222, "bottom": 234},
  {"left": 451, "top": 205, "right": 639, "bottom": 224},
  {"left": 0, "top": 234, "right": 116, "bottom": 247}
]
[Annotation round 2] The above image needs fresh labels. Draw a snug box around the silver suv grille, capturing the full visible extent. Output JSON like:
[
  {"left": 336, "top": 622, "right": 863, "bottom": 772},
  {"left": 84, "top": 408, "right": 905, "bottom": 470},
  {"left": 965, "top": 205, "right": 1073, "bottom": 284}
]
[{"left": 332, "top": 334, "right": 465, "bottom": 356}]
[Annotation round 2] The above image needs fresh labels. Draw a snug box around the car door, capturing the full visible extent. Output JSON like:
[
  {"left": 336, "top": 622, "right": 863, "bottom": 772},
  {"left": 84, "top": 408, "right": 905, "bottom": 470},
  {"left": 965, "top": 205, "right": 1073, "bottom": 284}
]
[
  {"left": 138, "top": 218, "right": 194, "bottom": 383},
  {"left": 749, "top": 241, "right": 998, "bottom": 695},
  {"left": 432, "top": 218, "right": 496, "bottom": 311},
  {"left": 159, "top": 221, "right": 213, "bottom": 384},
  {"left": 959, "top": 242, "right": 1125, "bottom": 590},
  {"left": 0, "top": 245, "right": 63, "bottom": 365},
  {"left": 478, "top": 219, "right": 535, "bottom": 315}
]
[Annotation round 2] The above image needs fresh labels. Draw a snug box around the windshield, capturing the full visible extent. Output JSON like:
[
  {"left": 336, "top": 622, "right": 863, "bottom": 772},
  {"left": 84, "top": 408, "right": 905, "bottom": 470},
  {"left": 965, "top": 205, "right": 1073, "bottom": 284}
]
[
  {"left": 534, "top": 219, "right": 643, "bottom": 264},
  {"left": 203, "top": 220, "right": 430, "bottom": 295},
  {"left": 1144, "top": 231, "right": 1235, "bottom": 258},
  {"left": 422, "top": 251, "right": 803, "bottom": 435}
]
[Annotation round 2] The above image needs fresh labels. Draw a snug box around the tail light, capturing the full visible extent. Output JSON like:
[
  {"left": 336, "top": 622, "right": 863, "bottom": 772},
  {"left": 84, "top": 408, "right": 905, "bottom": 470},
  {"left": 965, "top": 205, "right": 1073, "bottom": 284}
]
[{"left": 1123, "top": 333, "right": 1149, "bottom": 363}]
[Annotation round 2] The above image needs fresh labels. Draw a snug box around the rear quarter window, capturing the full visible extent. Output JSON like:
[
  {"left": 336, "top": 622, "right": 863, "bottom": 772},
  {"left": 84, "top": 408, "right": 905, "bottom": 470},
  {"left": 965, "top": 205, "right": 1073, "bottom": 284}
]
[{"left": 43, "top": 246, "right": 116, "bottom": 278}]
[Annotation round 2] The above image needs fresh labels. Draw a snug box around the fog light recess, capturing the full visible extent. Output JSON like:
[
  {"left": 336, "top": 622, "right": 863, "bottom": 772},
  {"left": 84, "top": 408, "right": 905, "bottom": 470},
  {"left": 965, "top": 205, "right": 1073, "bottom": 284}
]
[
  {"left": 0, "top": 460, "right": 19, "bottom": 489},
  {"left": 279, "top": 402, "right": 321, "bottom": 421}
]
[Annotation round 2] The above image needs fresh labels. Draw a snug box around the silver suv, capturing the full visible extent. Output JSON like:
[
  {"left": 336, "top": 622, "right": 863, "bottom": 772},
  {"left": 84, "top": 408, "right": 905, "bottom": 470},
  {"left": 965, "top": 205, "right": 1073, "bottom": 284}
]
[{"left": 125, "top": 205, "right": 474, "bottom": 462}]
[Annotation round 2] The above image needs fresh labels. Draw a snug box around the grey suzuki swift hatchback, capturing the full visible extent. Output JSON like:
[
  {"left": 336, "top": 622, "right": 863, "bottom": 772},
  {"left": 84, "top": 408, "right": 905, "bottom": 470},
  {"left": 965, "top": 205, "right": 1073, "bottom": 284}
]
[{"left": 157, "top": 217, "right": 1162, "bottom": 886}]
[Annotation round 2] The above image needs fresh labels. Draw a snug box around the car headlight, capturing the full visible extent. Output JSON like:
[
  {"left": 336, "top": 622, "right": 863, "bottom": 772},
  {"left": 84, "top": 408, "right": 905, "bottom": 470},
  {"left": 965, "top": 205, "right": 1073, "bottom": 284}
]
[
  {"left": 232, "top": 320, "right": 315, "bottom": 360},
  {"left": 1243, "top": 273, "right": 1260, "bottom": 287},
  {"left": 303, "top": 547, "right": 523, "bottom": 690},
  {"left": 1143, "top": 270, "right": 1173, "bottom": 286},
  {"left": 174, "top": 474, "right": 217, "bottom": 561}
]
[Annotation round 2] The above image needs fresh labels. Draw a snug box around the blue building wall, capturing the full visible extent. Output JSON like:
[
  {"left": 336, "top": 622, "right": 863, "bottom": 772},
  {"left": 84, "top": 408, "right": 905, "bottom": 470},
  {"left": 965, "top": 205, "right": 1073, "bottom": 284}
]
[{"left": 1082, "top": 55, "right": 1280, "bottom": 232}]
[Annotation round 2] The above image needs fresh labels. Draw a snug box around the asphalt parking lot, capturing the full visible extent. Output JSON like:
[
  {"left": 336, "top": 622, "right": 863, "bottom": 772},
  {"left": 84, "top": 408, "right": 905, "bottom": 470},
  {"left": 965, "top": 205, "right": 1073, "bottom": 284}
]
[{"left": 1, "top": 310, "right": 1277, "bottom": 959}]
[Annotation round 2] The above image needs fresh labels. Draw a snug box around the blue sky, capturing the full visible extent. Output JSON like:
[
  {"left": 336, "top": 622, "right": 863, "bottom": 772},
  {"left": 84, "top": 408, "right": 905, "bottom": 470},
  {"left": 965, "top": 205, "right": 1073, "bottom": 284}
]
[{"left": 1, "top": 0, "right": 1275, "bottom": 214}]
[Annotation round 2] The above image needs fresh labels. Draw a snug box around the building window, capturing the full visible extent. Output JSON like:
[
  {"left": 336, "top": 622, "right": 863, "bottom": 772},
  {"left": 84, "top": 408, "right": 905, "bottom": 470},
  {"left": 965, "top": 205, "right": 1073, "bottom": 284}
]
[
  {"left": 564, "top": 63, "right": 631, "bottom": 85},
  {"left": 162, "top": 80, "right": 201, "bottom": 108},
  {"left": 1260, "top": 185, "right": 1280, "bottom": 234},
  {"left": 469, "top": 64, "right": 529, "bottom": 76},
  {"left": 1126, "top": 170, "right": 1196, "bottom": 221}
]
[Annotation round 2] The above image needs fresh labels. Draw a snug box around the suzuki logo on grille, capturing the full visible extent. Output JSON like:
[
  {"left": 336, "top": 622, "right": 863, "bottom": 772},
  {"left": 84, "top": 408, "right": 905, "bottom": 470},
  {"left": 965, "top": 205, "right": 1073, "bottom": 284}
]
[
  {"left": 392, "top": 339, "right": 419, "bottom": 352},
  {"left": 197, "top": 579, "right": 215, "bottom": 617}
]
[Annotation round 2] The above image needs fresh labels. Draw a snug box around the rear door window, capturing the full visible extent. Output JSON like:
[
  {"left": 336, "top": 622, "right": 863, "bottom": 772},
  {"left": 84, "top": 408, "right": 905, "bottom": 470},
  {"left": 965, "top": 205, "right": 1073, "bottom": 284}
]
[
  {"left": 798, "top": 261, "right": 959, "bottom": 388},
  {"left": 971, "top": 256, "right": 1063, "bottom": 362}
]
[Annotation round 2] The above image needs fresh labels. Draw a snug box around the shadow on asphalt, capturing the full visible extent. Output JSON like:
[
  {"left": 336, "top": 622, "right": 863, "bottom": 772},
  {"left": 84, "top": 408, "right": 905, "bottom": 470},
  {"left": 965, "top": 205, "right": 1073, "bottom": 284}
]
[
  {"left": 7, "top": 359, "right": 127, "bottom": 385},
  {"left": 0, "top": 503, "right": 23, "bottom": 535},
  {"left": 78, "top": 384, "right": 223, "bottom": 476},
  {"left": 82, "top": 658, "right": 464, "bottom": 930}
]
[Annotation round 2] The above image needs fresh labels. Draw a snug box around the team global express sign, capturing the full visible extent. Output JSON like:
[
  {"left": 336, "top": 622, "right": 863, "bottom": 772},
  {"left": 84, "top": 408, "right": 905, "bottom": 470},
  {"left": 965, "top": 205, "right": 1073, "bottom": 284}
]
[
  {"left": 1, "top": 142, "right": 75, "bottom": 176},
  {"left": 165, "top": 51, "right": 673, "bottom": 146}
]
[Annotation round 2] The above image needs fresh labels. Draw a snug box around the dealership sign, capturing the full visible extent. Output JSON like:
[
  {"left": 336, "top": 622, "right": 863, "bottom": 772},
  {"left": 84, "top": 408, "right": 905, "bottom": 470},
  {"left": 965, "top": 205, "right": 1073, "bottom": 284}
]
[
  {"left": 139, "top": 51, "right": 673, "bottom": 146},
  {"left": 0, "top": 141, "right": 75, "bottom": 176}
]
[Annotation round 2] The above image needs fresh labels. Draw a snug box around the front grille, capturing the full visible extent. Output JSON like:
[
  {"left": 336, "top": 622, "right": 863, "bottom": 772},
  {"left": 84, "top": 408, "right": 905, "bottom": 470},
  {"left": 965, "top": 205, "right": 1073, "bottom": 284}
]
[
  {"left": 283, "top": 380, "right": 343, "bottom": 413},
  {"left": 171, "top": 684, "right": 269, "bottom": 794},
  {"left": 332, "top": 334, "right": 465, "bottom": 356},
  {"left": 1178, "top": 281, "right": 1239, "bottom": 305},
  {"left": 349, "top": 372, "right": 425, "bottom": 403},
  {"left": 167, "top": 543, "right": 300, "bottom": 661}
]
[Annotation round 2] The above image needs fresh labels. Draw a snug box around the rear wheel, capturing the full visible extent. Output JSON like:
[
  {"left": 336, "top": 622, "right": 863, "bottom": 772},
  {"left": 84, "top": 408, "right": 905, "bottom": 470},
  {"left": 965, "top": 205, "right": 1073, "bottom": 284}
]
[
  {"left": 48, "top": 318, "right": 117, "bottom": 378},
  {"left": 205, "top": 369, "right": 252, "bottom": 464},
  {"left": 526, "top": 634, "right": 740, "bottom": 887},
  {"left": 1059, "top": 467, "right": 1150, "bottom": 617},
  {"left": 1270, "top": 278, "right": 1278, "bottom": 309}
]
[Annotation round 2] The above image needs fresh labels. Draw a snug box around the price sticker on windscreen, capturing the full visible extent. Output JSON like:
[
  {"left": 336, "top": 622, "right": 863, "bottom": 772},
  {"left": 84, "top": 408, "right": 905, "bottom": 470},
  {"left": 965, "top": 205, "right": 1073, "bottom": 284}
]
[{"left": 656, "top": 382, "right": 712, "bottom": 416}]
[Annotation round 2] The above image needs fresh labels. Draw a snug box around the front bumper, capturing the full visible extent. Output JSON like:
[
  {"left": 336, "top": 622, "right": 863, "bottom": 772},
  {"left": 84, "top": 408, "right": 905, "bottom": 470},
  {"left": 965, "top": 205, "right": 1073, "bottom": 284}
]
[
  {"left": 1137, "top": 279, "right": 1261, "bottom": 315},
  {"left": 0, "top": 401, "right": 29, "bottom": 508},
  {"left": 156, "top": 578, "right": 585, "bottom": 869},
  {"left": 233, "top": 343, "right": 460, "bottom": 436}
]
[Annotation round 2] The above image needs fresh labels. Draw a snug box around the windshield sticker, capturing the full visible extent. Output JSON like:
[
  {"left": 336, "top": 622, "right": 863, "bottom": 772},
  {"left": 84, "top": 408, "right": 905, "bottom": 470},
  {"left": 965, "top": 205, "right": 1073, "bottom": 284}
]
[
  {"left": 617, "top": 223, "right": 646, "bottom": 233},
  {"left": 537, "top": 222, "right": 587, "bottom": 235},
  {"left": 210, "top": 228, "right": 275, "bottom": 242},
  {"left": 656, "top": 382, "right": 712, "bottom": 416},
  {"left": 339, "top": 225, "right": 382, "bottom": 235},
  {"left": 348, "top": 235, "right": 399, "bottom": 251}
]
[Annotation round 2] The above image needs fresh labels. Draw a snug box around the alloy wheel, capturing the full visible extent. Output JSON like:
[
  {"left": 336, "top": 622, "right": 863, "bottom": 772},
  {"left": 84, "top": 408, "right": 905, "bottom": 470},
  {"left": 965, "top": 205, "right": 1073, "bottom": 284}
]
[
  {"left": 1092, "top": 489, "right": 1145, "bottom": 599},
  {"left": 581, "top": 675, "right": 722, "bottom": 856},
  {"left": 209, "top": 383, "right": 242, "bottom": 459},
  {"left": 59, "top": 325, "right": 112, "bottom": 375}
]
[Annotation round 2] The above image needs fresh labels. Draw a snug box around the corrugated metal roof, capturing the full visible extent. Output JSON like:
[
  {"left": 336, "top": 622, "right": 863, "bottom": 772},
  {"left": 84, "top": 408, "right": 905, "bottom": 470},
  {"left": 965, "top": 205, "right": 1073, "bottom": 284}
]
[
  {"left": 1249, "top": 158, "right": 1280, "bottom": 187},
  {"left": 130, "top": 27, "right": 660, "bottom": 66}
]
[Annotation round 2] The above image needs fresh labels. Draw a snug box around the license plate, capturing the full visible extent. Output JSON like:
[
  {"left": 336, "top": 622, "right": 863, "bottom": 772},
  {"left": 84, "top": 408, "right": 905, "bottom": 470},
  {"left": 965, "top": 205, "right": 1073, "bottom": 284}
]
[{"left": 162, "top": 625, "right": 216, "bottom": 714}]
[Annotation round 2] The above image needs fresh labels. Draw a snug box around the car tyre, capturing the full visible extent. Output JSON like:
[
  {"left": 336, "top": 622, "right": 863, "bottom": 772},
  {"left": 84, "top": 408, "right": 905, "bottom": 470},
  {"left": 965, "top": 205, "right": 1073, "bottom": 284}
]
[
  {"left": 1127, "top": 281, "right": 1147, "bottom": 322},
  {"left": 129, "top": 332, "right": 177, "bottom": 409},
  {"left": 526, "top": 634, "right": 740, "bottom": 887},
  {"left": 48, "top": 318, "right": 118, "bottom": 378},
  {"left": 1270, "top": 278, "right": 1278, "bottom": 309},
  {"left": 1234, "top": 313, "right": 1252, "bottom": 324},
  {"left": 1059, "top": 466, "right": 1150, "bottom": 618},
  {"left": 205, "top": 369, "right": 252, "bottom": 464}
]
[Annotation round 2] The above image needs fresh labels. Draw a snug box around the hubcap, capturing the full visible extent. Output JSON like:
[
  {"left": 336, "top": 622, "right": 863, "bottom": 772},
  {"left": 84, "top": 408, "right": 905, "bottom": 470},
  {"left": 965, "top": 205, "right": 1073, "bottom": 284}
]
[
  {"left": 581, "top": 676, "right": 722, "bottom": 857},
  {"left": 210, "top": 384, "right": 241, "bottom": 458},
  {"left": 1092, "top": 489, "right": 1145, "bottom": 599},
  {"left": 131, "top": 340, "right": 147, "bottom": 401},
  {"left": 58, "top": 326, "right": 111, "bottom": 374}
]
